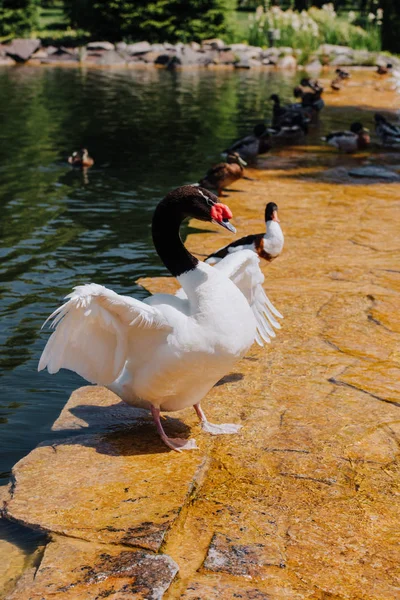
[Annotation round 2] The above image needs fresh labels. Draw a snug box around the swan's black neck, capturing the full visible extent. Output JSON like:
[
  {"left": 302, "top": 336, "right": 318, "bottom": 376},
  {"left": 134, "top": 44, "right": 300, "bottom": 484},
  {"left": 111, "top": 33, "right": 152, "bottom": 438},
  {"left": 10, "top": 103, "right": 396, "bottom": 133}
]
[{"left": 152, "top": 191, "right": 199, "bottom": 277}]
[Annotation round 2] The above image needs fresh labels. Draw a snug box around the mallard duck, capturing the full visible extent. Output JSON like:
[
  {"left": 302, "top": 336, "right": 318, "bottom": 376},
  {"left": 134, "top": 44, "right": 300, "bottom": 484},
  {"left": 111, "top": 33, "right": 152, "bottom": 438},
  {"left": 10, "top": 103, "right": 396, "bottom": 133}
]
[
  {"left": 68, "top": 148, "right": 94, "bottom": 168},
  {"left": 205, "top": 202, "right": 284, "bottom": 265},
  {"left": 39, "top": 185, "right": 281, "bottom": 451},
  {"left": 268, "top": 113, "right": 308, "bottom": 145},
  {"left": 293, "top": 85, "right": 324, "bottom": 113},
  {"left": 270, "top": 93, "right": 310, "bottom": 128},
  {"left": 223, "top": 124, "right": 271, "bottom": 161},
  {"left": 374, "top": 113, "right": 400, "bottom": 146},
  {"left": 322, "top": 122, "right": 370, "bottom": 153},
  {"left": 199, "top": 152, "right": 247, "bottom": 197},
  {"left": 376, "top": 63, "right": 392, "bottom": 75},
  {"left": 300, "top": 77, "right": 324, "bottom": 95},
  {"left": 335, "top": 68, "right": 350, "bottom": 80},
  {"left": 331, "top": 78, "right": 342, "bottom": 91}
]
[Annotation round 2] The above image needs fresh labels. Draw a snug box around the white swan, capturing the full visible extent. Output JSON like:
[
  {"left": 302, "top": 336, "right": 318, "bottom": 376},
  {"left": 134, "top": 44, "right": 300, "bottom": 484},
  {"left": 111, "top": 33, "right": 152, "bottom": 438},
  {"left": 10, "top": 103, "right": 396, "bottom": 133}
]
[
  {"left": 205, "top": 202, "right": 284, "bottom": 265},
  {"left": 39, "top": 185, "right": 281, "bottom": 451}
]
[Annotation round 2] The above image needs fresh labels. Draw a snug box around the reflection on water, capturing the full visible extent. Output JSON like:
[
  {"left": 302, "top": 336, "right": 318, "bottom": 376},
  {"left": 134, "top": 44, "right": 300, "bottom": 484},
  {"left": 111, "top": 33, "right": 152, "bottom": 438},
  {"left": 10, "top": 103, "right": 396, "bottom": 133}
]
[{"left": 0, "top": 66, "right": 395, "bottom": 482}]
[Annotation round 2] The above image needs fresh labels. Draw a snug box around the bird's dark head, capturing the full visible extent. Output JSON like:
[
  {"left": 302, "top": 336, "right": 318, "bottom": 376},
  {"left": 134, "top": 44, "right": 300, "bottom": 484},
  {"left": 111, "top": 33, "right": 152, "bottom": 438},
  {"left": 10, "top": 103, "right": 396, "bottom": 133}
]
[
  {"left": 270, "top": 94, "right": 280, "bottom": 103},
  {"left": 374, "top": 113, "right": 385, "bottom": 123},
  {"left": 265, "top": 202, "right": 279, "bottom": 223},
  {"left": 253, "top": 123, "right": 268, "bottom": 138},
  {"left": 350, "top": 122, "right": 365, "bottom": 134},
  {"left": 293, "top": 86, "right": 303, "bottom": 98}
]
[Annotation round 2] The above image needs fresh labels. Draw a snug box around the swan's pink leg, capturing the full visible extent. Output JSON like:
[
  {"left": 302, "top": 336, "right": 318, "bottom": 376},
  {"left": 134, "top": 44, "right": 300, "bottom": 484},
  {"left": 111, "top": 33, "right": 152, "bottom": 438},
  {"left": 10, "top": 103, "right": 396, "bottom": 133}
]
[
  {"left": 150, "top": 406, "right": 198, "bottom": 452},
  {"left": 194, "top": 403, "right": 242, "bottom": 435}
]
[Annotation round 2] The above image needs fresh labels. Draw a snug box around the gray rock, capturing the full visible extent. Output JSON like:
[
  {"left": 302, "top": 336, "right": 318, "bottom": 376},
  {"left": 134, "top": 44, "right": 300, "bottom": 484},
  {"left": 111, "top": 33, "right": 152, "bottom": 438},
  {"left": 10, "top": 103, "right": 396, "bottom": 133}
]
[
  {"left": 177, "top": 46, "right": 206, "bottom": 66},
  {"left": 5, "top": 38, "right": 41, "bottom": 62},
  {"left": 305, "top": 58, "right": 322, "bottom": 73},
  {"left": 87, "top": 41, "right": 115, "bottom": 51},
  {"left": 97, "top": 50, "right": 127, "bottom": 66},
  {"left": 115, "top": 41, "right": 127, "bottom": 51},
  {"left": 277, "top": 54, "right": 297, "bottom": 70},
  {"left": 234, "top": 56, "right": 250, "bottom": 69},
  {"left": 125, "top": 41, "right": 151, "bottom": 55},
  {"left": 330, "top": 54, "right": 355, "bottom": 66},
  {"left": 318, "top": 44, "right": 353, "bottom": 56},
  {"left": 201, "top": 38, "right": 226, "bottom": 50},
  {"left": 349, "top": 166, "right": 400, "bottom": 180},
  {"left": 261, "top": 48, "right": 280, "bottom": 59},
  {"left": 190, "top": 41, "right": 201, "bottom": 51},
  {"left": 262, "top": 57, "right": 276, "bottom": 66}
]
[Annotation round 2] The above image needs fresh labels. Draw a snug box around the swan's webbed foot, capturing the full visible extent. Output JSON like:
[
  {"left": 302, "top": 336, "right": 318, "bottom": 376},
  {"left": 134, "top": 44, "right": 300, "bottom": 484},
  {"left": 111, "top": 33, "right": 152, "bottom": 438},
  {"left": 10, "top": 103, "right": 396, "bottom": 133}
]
[
  {"left": 194, "top": 403, "right": 242, "bottom": 436},
  {"left": 150, "top": 405, "right": 197, "bottom": 453}
]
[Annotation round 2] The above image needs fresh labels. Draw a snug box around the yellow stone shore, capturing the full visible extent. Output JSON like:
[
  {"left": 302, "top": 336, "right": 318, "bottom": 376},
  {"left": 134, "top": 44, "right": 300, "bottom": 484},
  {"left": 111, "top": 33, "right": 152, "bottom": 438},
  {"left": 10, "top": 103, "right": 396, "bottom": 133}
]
[{"left": 1, "top": 72, "right": 400, "bottom": 599}]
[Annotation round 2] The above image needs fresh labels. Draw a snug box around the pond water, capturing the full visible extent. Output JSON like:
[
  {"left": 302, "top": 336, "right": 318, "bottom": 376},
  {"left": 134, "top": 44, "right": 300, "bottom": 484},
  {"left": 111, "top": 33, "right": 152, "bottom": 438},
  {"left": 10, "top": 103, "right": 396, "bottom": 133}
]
[{"left": 0, "top": 65, "right": 308, "bottom": 482}]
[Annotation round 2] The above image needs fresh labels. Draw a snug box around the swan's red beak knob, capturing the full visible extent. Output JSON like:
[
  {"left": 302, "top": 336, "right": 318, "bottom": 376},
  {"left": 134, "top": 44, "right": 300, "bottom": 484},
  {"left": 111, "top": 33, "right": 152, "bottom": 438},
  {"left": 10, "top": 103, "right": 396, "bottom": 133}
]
[{"left": 211, "top": 203, "right": 236, "bottom": 234}]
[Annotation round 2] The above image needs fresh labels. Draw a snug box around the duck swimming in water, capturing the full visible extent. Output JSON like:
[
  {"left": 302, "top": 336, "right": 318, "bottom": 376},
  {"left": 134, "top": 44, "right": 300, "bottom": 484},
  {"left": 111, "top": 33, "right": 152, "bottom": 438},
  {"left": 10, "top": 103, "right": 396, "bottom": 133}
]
[
  {"left": 39, "top": 185, "right": 281, "bottom": 452},
  {"left": 68, "top": 148, "right": 94, "bottom": 168},
  {"left": 205, "top": 202, "right": 284, "bottom": 265},
  {"left": 223, "top": 124, "right": 271, "bottom": 162},
  {"left": 374, "top": 113, "right": 400, "bottom": 146},
  {"left": 322, "top": 122, "right": 370, "bottom": 153},
  {"left": 199, "top": 152, "right": 247, "bottom": 197}
]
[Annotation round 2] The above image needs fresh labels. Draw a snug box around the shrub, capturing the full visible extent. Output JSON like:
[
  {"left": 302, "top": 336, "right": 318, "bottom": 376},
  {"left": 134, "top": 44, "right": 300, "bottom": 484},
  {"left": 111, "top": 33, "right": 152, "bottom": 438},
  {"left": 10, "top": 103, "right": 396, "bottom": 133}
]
[
  {"left": 246, "top": 3, "right": 382, "bottom": 52},
  {"left": 0, "top": 0, "right": 39, "bottom": 38},
  {"left": 63, "top": 0, "right": 237, "bottom": 43}
]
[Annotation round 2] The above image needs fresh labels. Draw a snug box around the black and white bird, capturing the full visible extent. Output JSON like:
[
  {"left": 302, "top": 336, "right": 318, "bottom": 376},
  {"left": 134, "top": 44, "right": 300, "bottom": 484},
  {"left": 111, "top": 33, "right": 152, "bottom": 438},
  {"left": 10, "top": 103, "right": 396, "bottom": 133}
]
[
  {"left": 39, "top": 186, "right": 281, "bottom": 452},
  {"left": 374, "top": 113, "right": 400, "bottom": 146},
  {"left": 205, "top": 202, "right": 284, "bottom": 266},
  {"left": 223, "top": 124, "right": 271, "bottom": 161}
]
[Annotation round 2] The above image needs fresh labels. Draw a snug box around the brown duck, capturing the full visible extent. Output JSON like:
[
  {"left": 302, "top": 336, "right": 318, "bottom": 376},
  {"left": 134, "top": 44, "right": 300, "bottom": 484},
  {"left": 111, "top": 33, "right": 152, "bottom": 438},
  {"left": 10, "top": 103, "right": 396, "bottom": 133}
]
[
  {"left": 199, "top": 152, "right": 247, "bottom": 197},
  {"left": 68, "top": 148, "right": 94, "bottom": 168}
]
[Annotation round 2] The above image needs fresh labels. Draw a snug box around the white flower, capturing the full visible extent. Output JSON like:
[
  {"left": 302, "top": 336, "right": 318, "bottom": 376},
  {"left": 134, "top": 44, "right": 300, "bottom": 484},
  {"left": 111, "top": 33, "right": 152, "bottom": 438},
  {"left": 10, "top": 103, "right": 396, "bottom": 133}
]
[
  {"left": 348, "top": 11, "right": 356, "bottom": 23},
  {"left": 368, "top": 12, "right": 376, "bottom": 21},
  {"left": 376, "top": 8, "right": 383, "bottom": 20},
  {"left": 255, "top": 5, "right": 264, "bottom": 18}
]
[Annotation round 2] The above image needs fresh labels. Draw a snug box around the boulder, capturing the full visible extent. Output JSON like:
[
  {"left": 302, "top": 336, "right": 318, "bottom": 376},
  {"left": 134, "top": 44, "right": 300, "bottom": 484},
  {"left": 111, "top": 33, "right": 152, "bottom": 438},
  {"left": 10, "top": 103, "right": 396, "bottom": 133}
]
[
  {"left": 217, "top": 50, "right": 236, "bottom": 65},
  {"left": 318, "top": 44, "right": 353, "bottom": 56},
  {"left": 5, "top": 38, "right": 41, "bottom": 62},
  {"left": 97, "top": 50, "right": 127, "bottom": 66},
  {"left": 348, "top": 166, "right": 400, "bottom": 180},
  {"left": 125, "top": 41, "right": 151, "bottom": 55},
  {"left": 86, "top": 41, "right": 115, "bottom": 51},
  {"left": 201, "top": 38, "right": 226, "bottom": 50},
  {"left": 277, "top": 54, "right": 297, "bottom": 70},
  {"left": 190, "top": 41, "right": 201, "bottom": 51},
  {"left": 234, "top": 55, "right": 251, "bottom": 69},
  {"left": 330, "top": 54, "right": 355, "bottom": 66},
  {"left": 305, "top": 58, "right": 322, "bottom": 74}
]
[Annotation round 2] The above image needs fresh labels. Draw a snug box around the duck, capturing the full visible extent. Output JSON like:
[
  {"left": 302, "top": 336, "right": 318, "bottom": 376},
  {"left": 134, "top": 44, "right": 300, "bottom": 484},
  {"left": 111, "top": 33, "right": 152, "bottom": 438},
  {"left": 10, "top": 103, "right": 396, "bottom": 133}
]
[
  {"left": 270, "top": 93, "right": 310, "bottom": 128},
  {"left": 293, "top": 85, "right": 324, "bottom": 113},
  {"left": 376, "top": 63, "right": 392, "bottom": 75},
  {"left": 268, "top": 113, "right": 308, "bottom": 145},
  {"left": 68, "top": 148, "right": 94, "bottom": 168},
  {"left": 199, "top": 152, "right": 247, "bottom": 197},
  {"left": 38, "top": 185, "right": 281, "bottom": 452},
  {"left": 223, "top": 124, "right": 271, "bottom": 161},
  {"left": 300, "top": 77, "right": 324, "bottom": 95},
  {"left": 374, "top": 113, "right": 400, "bottom": 146},
  {"left": 335, "top": 68, "right": 350, "bottom": 80},
  {"left": 322, "top": 122, "right": 370, "bottom": 152},
  {"left": 330, "top": 78, "right": 342, "bottom": 91},
  {"left": 205, "top": 202, "right": 284, "bottom": 265}
]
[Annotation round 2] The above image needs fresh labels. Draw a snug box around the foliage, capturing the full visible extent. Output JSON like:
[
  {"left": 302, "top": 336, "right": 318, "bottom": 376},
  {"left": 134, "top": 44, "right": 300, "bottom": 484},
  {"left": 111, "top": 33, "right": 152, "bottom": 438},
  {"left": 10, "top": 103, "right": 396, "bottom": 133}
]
[
  {"left": 380, "top": 0, "right": 400, "bottom": 53},
  {"left": 0, "top": 0, "right": 39, "bottom": 38},
  {"left": 63, "top": 0, "right": 237, "bottom": 43},
  {"left": 246, "top": 3, "right": 382, "bottom": 52}
]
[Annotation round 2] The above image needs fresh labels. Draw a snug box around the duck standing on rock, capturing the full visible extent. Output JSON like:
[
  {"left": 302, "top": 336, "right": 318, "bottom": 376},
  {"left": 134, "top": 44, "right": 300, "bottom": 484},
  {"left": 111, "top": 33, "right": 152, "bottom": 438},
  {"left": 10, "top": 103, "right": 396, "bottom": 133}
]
[
  {"left": 199, "top": 152, "right": 247, "bottom": 197},
  {"left": 223, "top": 124, "right": 271, "bottom": 162},
  {"left": 205, "top": 202, "right": 284, "bottom": 265},
  {"left": 39, "top": 186, "right": 282, "bottom": 452},
  {"left": 322, "top": 122, "right": 370, "bottom": 153},
  {"left": 374, "top": 113, "right": 400, "bottom": 146},
  {"left": 68, "top": 148, "right": 94, "bottom": 168}
]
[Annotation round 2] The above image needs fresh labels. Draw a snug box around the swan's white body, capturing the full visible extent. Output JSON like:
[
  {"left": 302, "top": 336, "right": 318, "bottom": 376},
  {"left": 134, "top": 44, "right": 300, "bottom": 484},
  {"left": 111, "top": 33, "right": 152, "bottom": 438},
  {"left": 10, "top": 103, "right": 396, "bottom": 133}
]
[{"left": 39, "top": 252, "right": 281, "bottom": 415}]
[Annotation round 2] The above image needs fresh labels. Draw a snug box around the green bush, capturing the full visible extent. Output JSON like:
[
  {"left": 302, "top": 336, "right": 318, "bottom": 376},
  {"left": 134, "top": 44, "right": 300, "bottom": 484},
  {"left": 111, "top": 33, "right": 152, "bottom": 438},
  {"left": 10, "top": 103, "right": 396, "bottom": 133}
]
[
  {"left": 63, "top": 0, "right": 237, "bottom": 42},
  {"left": 0, "top": 0, "right": 39, "bottom": 38}
]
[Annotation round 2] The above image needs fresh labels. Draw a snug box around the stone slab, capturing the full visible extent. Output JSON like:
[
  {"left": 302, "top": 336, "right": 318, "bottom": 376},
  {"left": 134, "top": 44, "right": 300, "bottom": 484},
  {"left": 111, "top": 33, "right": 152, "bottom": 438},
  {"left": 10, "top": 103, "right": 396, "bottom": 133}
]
[
  {"left": 4, "top": 422, "right": 206, "bottom": 551},
  {"left": 6, "top": 536, "right": 178, "bottom": 600},
  {"left": 349, "top": 166, "right": 400, "bottom": 180},
  {"left": 5, "top": 39, "right": 40, "bottom": 62}
]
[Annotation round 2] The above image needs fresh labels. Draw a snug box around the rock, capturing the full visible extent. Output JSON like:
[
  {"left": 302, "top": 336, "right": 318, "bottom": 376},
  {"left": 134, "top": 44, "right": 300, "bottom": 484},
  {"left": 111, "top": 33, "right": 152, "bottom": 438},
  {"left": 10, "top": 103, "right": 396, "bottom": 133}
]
[
  {"left": 116, "top": 41, "right": 127, "bottom": 51},
  {"left": 5, "top": 38, "right": 41, "bottom": 62},
  {"left": 201, "top": 38, "right": 226, "bottom": 50},
  {"left": 125, "top": 41, "right": 152, "bottom": 55},
  {"left": 97, "top": 50, "right": 127, "bottom": 66},
  {"left": 86, "top": 41, "right": 115, "bottom": 51},
  {"left": 262, "top": 57, "right": 276, "bottom": 66},
  {"left": 261, "top": 48, "right": 280, "bottom": 59},
  {"left": 177, "top": 46, "right": 205, "bottom": 66},
  {"left": 348, "top": 166, "right": 400, "bottom": 180},
  {"left": 330, "top": 54, "right": 355, "bottom": 66},
  {"left": 217, "top": 50, "right": 236, "bottom": 65},
  {"left": 318, "top": 43, "right": 353, "bottom": 56},
  {"left": 190, "top": 41, "right": 201, "bottom": 51},
  {"left": 4, "top": 387, "right": 206, "bottom": 552},
  {"left": 234, "top": 56, "right": 250, "bottom": 69},
  {"left": 0, "top": 57, "right": 14, "bottom": 66},
  {"left": 305, "top": 58, "right": 322, "bottom": 73},
  {"left": 7, "top": 536, "right": 178, "bottom": 600},
  {"left": 181, "top": 578, "right": 279, "bottom": 599},
  {"left": 30, "top": 48, "right": 50, "bottom": 60},
  {"left": 203, "top": 533, "right": 283, "bottom": 576},
  {"left": 277, "top": 54, "right": 297, "bottom": 70}
]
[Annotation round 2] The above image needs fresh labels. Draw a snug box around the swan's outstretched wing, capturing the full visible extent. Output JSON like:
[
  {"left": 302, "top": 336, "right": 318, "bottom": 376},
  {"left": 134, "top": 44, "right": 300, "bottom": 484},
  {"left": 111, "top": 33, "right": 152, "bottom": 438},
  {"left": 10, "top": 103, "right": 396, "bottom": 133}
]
[
  {"left": 38, "top": 283, "right": 172, "bottom": 385},
  {"left": 177, "top": 250, "right": 282, "bottom": 346}
]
